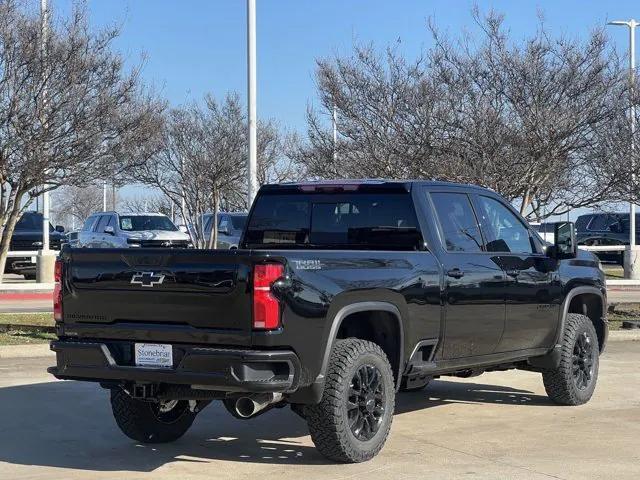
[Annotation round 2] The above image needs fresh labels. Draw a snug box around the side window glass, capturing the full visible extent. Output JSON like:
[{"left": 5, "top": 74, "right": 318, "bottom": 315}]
[
  {"left": 476, "top": 196, "right": 533, "bottom": 253},
  {"left": 82, "top": 216, "right": 95, "bottom": 232},
  {"left": 95, "top": 216, "right": 108, "bottom": 233},
  {"left": 430, "top": 193, "right": 483, "bottom": 252}
]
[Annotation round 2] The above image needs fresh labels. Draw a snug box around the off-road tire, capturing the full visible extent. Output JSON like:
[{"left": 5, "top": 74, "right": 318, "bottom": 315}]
[
  {"left": 110, "top": 388, "right": 197, "bottom": 443},
  {"left": 399, "top": 375, "right": 431, "bottom": 392},
  {"left": 542, "top": 313, "right": 599, "bottom": 406},
  {"left": 305, "top": 339, "right": 395, "bottom": 463}
]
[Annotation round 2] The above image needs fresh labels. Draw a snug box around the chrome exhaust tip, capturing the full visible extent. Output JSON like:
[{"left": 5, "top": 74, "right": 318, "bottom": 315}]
[{"left": 233, "top": 393, "right": 283, "bottom": 418}]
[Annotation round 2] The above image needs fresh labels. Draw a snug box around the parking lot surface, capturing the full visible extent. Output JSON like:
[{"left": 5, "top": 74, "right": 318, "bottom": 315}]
[{"left": 0, "top": 341, "right": 638, "bottom": 480}]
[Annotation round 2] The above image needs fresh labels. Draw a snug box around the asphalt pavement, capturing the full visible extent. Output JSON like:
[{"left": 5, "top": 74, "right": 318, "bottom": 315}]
[{"left": 0, "top": 341, "right": 638, "bottom": 479}]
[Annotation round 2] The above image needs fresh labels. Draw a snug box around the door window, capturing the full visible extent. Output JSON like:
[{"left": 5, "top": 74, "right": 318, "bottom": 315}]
[
  {"left": 430, "top": 192, "right": 483, "bottom": 252},
  {"left": 82, "top": 216, "right": 97, "bottom": 232},
  {"left": 219, "top": 216, "right": 229, "bottom": 234},
  {"left": 476, "top": 196, "right": 533, "bottom": 253},
  {"left": 94, "top": 215, "right": 109, "bottom": 233}
]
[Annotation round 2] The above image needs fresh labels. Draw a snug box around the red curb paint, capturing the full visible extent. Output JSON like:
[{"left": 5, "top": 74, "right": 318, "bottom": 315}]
[{"left": 0, "top": 292, "right": 53, "bottom": 301}]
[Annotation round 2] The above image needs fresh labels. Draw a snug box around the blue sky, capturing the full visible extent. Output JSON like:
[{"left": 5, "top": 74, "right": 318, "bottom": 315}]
[
  {"left": 53, "top": 0, "right": 640, "bottom": 134},
  {"left": 44, "top": 0, "right": 638, "bottom": 219}
]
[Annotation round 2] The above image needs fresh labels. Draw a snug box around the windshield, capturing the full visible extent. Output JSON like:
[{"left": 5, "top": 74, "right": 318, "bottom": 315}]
[
  {"left": 244, "top": 192, "right": 422, "bottom": 250},
  {"left": 119, "top": 215, "right": 178, "bottom": 232}
]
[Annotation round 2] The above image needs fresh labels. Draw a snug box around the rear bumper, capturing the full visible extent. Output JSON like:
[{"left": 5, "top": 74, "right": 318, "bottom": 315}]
[{"left": 48, "top": 340, "right": 300, "bottom": 393}]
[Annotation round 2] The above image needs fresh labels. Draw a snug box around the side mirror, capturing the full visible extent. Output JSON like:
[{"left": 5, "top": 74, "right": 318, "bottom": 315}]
[
  {"left": 178, "top": 225, "right": 188, "bottom": 234},
  {"left": 550, "top": 222, "right": 577, "bottom": 259},
  {"left": 219, "top": 225, "right": 230, "bottom": 236},
  {"left": 55, "top": 225, "right": 65, "bottom": 233},
  {"left": 104, "top": 225, "right": 115, "bottom": 235}
]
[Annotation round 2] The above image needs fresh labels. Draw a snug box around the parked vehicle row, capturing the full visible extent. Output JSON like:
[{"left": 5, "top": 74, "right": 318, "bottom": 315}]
[
  {"left": 203, "top": 212, "right": 247, "bottom": 249},
  {"left": 575, "top": 212, "right": 639, "bottom": 264},
  {"left": 2, "top": 211, "right": 66, "bottom": 280},
  {"left": 76, "top": 212, "right": 192, "bottom": 249}
]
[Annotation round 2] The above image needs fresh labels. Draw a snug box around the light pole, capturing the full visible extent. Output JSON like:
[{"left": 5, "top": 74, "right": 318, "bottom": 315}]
[
  {"left": 102, "top": 180, "right": 107, "bottom": 211},
  {"left": 246, "top": 0, "right": 258, "bottom": 208},
  {"left": 41, "top": 0, "right": 50, "bottom": 252},
  {"left": 608, "top": 19, "right": 638, "bottom": 278}
]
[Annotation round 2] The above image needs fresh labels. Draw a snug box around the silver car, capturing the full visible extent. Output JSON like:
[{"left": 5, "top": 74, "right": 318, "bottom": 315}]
[
  {"left": 77, "top": 212, "right": 192, "bottom": 248},
  {"left": 203, "top": 212, "right": 248, "bottom": 249}
]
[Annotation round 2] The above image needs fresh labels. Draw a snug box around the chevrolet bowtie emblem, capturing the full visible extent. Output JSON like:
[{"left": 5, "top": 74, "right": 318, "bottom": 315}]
[{"left": 130, "top": 271, "right": 165, "bottom": 287}]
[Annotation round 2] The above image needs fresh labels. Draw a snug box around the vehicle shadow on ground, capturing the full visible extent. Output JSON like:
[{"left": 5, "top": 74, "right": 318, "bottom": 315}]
[
  {"left": 0, "top": 378, "right": 550, "bottom": 472},
  {"left": 395, "top": 379, "right": 552, "bottom": 414}
]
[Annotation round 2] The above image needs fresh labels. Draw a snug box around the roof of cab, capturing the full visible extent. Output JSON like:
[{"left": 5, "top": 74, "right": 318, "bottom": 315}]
[{"left": 262, "top": 179, "right": 493, "bottom": 193}]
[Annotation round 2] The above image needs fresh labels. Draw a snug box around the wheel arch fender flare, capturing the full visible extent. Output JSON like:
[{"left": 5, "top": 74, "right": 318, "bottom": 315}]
[
  {"left": 317, "top": 301, "right": 405, "bottom": 386},
  {"left": 556, "top": 285, "right": 607, "bottom": 351}
]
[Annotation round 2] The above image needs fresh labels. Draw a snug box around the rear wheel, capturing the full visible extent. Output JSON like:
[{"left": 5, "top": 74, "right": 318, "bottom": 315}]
[
  {"left": 542, "top": 314, "right": 599, "bottom": 406},
  {"left": 110, "top": 388, "right": 197, "bottom": 443},
  {"left": 305, "top": 339, "right": 395, "bottom": 463}
]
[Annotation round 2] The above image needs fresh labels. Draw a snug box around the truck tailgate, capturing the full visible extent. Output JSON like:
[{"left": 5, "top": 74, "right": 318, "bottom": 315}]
[{"left": 61, "top": 248, "right": 254, "bottom": 345}]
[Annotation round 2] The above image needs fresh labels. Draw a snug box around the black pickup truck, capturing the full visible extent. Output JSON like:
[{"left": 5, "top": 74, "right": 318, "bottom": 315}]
[{"left": 49, "top": 180, "right": 607, "bottom": 463}]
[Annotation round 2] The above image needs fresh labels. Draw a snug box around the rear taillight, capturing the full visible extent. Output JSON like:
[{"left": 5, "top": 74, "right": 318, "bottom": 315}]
[
  {"left": 253, "top": 263, "right": 284, "bottom": 330},
  {"left": 53, "top": 258, "right": 63, "bottom": 321}
]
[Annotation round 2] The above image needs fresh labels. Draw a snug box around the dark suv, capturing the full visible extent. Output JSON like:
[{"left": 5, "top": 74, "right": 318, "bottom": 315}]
[
  {"left": 3, "top": 211, "right": 65, "bottom": 279},
  {"left": 575, "top": 212, "right": 639, "bottom": 264}
]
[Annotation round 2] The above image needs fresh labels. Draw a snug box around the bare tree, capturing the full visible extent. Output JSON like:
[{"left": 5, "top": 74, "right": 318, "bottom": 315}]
[
  {"left": 121, "top": 193, "right": 173, "bottom": 217},
  {"left": 293, "top": 8, "right": 630, "bottom": 220},
  {"left": 51, "top": 184, "right": 108, "bottom": 229},
  {"left": 135, "top": 93, "right": 298, "bottom": 248},
  {"left": 0, "top": 1, "right": 164, "bottom": 280}
]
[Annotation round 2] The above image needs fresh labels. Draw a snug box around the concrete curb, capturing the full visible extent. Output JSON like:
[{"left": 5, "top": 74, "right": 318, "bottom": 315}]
[
  {"left": 0, "top": 343, "right": 53, "bottom": 359},
  {"left": 608, "top": 330, "right": 640, "bottom": 341},
  {"left": 607, "top": 279, "right": 640, "bottom": 286}
]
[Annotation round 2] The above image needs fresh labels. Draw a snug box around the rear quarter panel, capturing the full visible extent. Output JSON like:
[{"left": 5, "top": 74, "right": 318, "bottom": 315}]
[{"left": 256, "top": 250, "right": 442, "bottom": 385}]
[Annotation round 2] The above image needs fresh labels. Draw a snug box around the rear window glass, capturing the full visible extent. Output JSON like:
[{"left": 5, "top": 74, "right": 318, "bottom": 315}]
[
  {"left": 229, "top": 215, "right": 247, "bottom": 230},
  {"left": 587, "top": 214, "right": 620, "bottom": 231},
  {"left": 15, "top": 213, "right": 42, "bottom": 230},
  {"left": 244, "top": 193, "right": 422, "bottom": 250},
  {"left": 575, "top": 215, "right": 592, "bottom": 232}
]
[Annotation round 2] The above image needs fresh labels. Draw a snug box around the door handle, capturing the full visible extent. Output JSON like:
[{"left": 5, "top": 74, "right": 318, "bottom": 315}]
[
  {"left": 506, "top": 269, "right": 520, "bottom": 278},
  {"left": 446, "top": 268, "right": 465, "bottom": 279}
]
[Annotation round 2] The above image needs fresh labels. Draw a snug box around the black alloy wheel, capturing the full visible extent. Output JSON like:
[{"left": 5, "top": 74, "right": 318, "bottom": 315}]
[
  {"left": 572, "top": 331, "right": 595, "bottom": 390},
  {"left": 347, "top": 364, "right": 386, "bottom": 441}
]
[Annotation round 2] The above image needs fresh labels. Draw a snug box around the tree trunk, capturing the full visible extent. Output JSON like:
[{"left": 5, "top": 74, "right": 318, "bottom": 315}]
[
  {"left": 208, "top": 189, "right": 219, "bottom": 249},
  {"left": 0, "top": 191, "right": 26, "bottom": 284}
]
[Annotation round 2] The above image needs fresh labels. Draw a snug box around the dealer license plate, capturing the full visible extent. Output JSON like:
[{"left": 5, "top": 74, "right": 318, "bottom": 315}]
[{"left": 134, "top": 343, "right": 173, "bottom": 369}]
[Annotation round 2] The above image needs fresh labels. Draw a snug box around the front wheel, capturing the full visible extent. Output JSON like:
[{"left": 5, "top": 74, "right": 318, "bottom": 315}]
[
  {"left": 542, "top": 314, "right": 599, "bottom": 406},
  {"left": 305, "top": 339, "right": 395, "bottom": 463},
  {"left": 110, "top": 388, "right": 197, "bottom": 443}
]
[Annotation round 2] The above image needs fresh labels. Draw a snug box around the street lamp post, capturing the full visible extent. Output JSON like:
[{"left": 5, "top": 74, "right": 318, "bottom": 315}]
[
  {"left": 41, "top": 0, "right": 50, "bottom": 253},
  {"left": 608, "top": 19, "right": 639, "bottom": 279},
  {"left": 246, "top": 0, "right": 258, "bottom": 208},
  {"left": 35, "top": 0, "right": 56, "bottom": 283}
]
